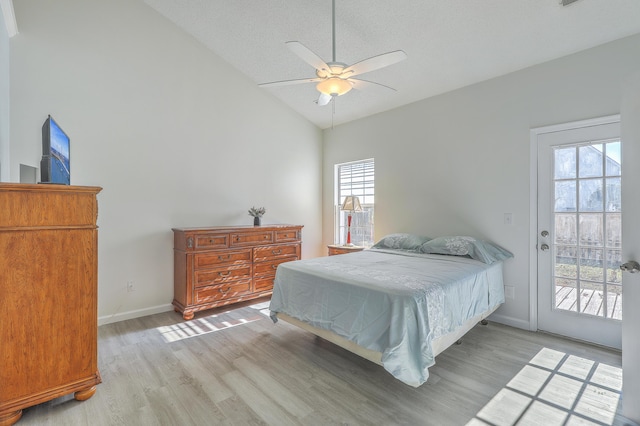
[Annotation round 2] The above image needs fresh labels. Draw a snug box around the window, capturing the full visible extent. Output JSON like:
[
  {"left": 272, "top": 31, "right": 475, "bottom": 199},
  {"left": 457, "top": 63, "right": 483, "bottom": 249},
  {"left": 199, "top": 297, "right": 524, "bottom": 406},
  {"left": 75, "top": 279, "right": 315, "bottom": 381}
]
[{"left": 334, "top": 159, "right": 375, "bottom": 247}]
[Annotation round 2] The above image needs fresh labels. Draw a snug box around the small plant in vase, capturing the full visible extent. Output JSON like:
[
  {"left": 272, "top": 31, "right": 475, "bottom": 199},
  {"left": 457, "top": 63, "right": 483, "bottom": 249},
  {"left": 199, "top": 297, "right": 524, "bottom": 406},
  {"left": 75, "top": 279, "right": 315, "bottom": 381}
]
[{"left": 248, "top": 206, "right": 266, "bottom": 226}]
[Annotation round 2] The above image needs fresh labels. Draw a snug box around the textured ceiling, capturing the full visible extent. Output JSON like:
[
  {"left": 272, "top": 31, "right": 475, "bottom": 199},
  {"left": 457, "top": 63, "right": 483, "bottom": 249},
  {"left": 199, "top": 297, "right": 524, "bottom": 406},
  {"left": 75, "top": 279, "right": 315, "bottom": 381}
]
[{"left": 144, "top": 0, "right": 640, "bottom": 129}]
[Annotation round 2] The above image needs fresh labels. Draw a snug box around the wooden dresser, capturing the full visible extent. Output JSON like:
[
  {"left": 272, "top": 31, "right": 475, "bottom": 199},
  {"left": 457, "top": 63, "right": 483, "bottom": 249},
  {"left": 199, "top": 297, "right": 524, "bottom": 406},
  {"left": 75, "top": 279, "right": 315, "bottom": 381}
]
[
  {"left": 172, "top": 224, "right": 303, "bottom": 320},
  {"left": 0, "top": 184, "right": 102, "bottom": 426}
]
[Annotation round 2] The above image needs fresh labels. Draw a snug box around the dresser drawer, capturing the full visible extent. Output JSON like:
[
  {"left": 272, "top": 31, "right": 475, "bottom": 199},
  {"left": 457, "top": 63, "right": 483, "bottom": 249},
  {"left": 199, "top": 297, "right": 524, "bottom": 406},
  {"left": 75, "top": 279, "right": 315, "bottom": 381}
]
[
  {"left": 194, "top": 265, "right": 252, "bottom": 287},
  {"left": 253, "top": 276, "right": 275, "bottom": 293},
  {"left": 253, "top": 256, "right": 298, "bottom": 277},
  {"left": 253, "top": 244, "right": 300, "bottom": 262},
  {"left": 195, "top": 280, "right": 251, "bottom": 304},
  {"left": 275, "top": 229, "right": 300, "bottom": 243},
  {"left": 194, "top": 250, "right": 251, "bottom": 268},
  {"left": 230, "top": 231, "right": 273, "bottom": 247},
  {"left": 194, "top": 234, "right": 229, "bottom": 250}
]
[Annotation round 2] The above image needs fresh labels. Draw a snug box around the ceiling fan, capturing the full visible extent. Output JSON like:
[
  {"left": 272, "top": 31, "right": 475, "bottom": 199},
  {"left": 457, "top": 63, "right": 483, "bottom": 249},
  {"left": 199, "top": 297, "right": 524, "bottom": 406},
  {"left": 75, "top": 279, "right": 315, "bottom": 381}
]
[{"left": 259, "top": 0, "right": 407, "bottom": 106}]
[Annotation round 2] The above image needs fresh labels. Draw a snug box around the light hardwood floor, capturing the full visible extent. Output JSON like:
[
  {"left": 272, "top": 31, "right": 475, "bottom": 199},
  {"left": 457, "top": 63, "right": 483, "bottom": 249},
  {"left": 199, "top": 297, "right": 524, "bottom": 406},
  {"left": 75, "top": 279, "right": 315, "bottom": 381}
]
[{"left": 17, "top": 298, "right": 636, "bottom": 426}]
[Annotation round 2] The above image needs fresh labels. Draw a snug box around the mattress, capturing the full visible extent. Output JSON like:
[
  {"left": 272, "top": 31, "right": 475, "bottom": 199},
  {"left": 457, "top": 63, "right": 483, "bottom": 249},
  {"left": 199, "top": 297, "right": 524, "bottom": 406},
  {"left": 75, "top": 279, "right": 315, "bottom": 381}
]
[{"left": 269, "top": 249, "right": 505, "bottom": 387}]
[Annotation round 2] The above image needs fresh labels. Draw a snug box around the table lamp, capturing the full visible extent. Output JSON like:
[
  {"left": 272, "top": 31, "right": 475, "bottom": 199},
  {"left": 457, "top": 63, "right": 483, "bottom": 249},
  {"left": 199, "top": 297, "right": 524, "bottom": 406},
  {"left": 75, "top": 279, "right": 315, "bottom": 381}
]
[{"left": 341, "top": 196, "right": 362, "bottom": 246}]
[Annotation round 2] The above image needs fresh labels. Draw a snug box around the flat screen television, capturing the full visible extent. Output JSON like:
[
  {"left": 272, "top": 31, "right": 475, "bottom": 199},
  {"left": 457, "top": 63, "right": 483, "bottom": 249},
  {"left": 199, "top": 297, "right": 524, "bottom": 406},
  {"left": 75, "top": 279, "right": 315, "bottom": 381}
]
[{"left": 40, "top": 115, "right": 70, "bottom": 185}]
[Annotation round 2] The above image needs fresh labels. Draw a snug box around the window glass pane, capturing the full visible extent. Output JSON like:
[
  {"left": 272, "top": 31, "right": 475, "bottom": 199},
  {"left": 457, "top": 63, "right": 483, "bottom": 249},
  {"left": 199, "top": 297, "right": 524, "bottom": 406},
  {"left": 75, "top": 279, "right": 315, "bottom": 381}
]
[
  {"left": 580, "top": 282, "right": 604, "bottom": 316},
  {"left": 555, "top": 181, "right": 576, "bottom": 212},
  {"left": 555, "top": 147, "right": 576, "bottom": 179},
  {"left": 579, "top": 214, "right": 603, "bottom": 247},
  {"left": 555, "top": 278, "right": 577, "bottom": 312},
  {"left": 607, "top": 250, "right": 622, "bottom": 283},
  {"left": 606, "top": 213, "right": 621, "bottom": 248},
  {"left": 555, "top": 214, "right": 577, "bottom": 245},
  {"left": 606, "top": 284, "right": 622, "bottom": 320},
  {"left": 579, "top": 248, "right": 603, "bottom": 281},
  {"left": 579, "top": 144, "right": 603, "bottom": 178},
  {"left": 606, "top": 177, "right": 621, "bottom": 212},
  {"left": 555, "top": 246, "right": 577, "bottom": 279},
  {"left": 579, "top": 179, "right": 603, "bottom": 212},
  {"left": 605, "top": 141, "right": 621, "bottom": 176}
]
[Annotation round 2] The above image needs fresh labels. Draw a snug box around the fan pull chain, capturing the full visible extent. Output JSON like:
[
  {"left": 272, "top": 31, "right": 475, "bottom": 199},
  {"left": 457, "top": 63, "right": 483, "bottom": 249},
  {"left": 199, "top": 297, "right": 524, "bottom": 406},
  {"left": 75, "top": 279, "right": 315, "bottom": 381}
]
[{"left": 332, "top": 96, "right": 335, "bottom": 129}]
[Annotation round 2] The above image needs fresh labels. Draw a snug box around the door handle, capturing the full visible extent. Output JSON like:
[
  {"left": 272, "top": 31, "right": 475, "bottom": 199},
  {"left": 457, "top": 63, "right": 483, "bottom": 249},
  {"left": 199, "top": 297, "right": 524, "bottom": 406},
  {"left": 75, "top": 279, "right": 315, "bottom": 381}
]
[
  {"left": 540, "top": 243, "right": 550, "bottom": 251},
  {"left": 620, "top": 261, "right": 640, "bottom": 273}
]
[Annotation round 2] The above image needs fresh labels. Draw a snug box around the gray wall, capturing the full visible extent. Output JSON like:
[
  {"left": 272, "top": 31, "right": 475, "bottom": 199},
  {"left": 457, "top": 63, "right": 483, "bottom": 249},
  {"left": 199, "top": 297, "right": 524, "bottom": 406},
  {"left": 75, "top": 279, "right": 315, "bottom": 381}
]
[
  {"left": 10, "top": 0, "right": 323, "bottom": 323},
  {"left": 323, "top": 33, "right": 640, "bottom": 329},
  {"left": 0, "top": 4, "right": 9, "bottom": 181}
]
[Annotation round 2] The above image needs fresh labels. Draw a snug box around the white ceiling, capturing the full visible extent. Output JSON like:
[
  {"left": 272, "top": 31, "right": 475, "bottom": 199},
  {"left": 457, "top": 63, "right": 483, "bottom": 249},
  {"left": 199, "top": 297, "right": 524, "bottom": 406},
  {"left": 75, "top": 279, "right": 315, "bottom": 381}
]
[{"left": 144, "top": 0, "right": 640, "bottom": 129}]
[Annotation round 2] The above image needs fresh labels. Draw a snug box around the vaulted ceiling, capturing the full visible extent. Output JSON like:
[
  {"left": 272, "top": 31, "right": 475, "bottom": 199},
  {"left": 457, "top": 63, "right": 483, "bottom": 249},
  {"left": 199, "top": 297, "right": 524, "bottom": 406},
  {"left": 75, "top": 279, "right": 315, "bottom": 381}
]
[{"left": 145, "top": 0, "right": 640, "bottom": 129}]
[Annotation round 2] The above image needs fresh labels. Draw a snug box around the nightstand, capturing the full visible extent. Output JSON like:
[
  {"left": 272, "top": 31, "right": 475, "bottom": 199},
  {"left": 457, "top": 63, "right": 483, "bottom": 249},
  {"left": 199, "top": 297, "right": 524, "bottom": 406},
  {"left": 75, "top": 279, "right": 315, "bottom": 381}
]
[{"left": 327, "top": 244, "right": 365, "bottom": 256}]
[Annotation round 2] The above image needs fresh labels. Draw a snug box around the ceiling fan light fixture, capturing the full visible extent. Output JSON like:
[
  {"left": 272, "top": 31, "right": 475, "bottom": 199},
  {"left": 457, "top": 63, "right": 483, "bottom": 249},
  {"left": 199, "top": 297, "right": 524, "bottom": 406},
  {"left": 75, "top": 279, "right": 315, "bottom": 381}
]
[{"left": 316, "top": 77, "right": 353, "bottom": 96}]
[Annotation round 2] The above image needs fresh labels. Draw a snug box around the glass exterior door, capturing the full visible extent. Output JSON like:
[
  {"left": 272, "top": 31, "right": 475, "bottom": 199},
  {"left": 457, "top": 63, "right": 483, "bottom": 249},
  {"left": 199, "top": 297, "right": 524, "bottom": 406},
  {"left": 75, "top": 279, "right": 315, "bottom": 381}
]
[{"left": 536, "top": 118, "right": 622, "bottom": 349}]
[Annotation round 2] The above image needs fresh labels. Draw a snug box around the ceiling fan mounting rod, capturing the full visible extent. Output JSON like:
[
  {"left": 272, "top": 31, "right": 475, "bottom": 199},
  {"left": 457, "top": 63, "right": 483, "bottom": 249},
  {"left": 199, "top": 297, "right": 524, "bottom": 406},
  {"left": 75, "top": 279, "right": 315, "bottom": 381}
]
[{"left": 331, "top": 0, "right": 336, "bottom": 63}]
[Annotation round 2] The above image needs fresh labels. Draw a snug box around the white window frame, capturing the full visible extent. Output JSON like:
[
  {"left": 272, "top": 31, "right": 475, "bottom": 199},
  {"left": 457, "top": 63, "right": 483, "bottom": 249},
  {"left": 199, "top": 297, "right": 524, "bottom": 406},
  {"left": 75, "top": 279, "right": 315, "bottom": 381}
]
[{"left": 334, "top": 159, "right": 375, "bottom": 247}]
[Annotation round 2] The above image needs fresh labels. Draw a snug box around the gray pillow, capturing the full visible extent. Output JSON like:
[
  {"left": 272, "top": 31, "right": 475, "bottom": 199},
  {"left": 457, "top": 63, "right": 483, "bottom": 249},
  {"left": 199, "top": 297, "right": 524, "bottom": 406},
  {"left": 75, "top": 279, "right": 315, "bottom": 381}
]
[
  {"left": 420, "top": 236, "right": 513, "bottom": 264},
  {"left": 371, "top": 233, "right": 431, "bottom": 252}
]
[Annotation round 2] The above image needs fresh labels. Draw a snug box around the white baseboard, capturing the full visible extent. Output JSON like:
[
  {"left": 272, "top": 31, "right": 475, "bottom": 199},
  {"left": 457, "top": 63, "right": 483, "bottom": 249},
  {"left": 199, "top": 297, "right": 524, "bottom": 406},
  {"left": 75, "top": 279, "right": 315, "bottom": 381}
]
[
  {"left": 487, "top": 312, "right": 532, "bottom": 331},
  {"left": 98, "top": 303, "right": 174, "bottom": 326},
  {"left": 97, "top": 304, "right": 532, "bottom": 333}
]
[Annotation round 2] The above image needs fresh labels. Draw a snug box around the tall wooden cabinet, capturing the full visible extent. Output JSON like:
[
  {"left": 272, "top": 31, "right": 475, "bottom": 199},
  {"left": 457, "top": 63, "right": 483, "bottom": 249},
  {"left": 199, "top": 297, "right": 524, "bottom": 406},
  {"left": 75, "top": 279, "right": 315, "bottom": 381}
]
[
  {"left": 173, "top": 224, "right": 302, "bottom": 320},
  {"left": 0, "top": 184, "right": 102, "bottom": 426}
]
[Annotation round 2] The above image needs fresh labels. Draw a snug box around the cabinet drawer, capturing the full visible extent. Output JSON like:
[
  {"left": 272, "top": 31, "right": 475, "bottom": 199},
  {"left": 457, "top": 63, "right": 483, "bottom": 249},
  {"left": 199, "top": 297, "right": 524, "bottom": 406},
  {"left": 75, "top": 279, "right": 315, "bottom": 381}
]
[
  {"left": 195, "top": 280, "right": 251, "bottom": 304},
  {"left": 254, "top": 244, "right": 300, "bottom": 262},
  {"left": 275, "top": 229, "right": 300, "bottom": 243},
  {"left": 230, "top": 231, "right": 273, "bottom": 247},
  {"left": 254, "top": 276, "right": 274, "bottom": 293},
  {"left": 194, "top": 234, "right": 229, "bottom": 250},
  {"left": 195, "top": 250, "right": 251, "bottom": 268},
  {"left": 327, "top": 246, "right": 364, "bottom": 256},
  {"left": 253, "top": 256, "right": 298, "bottom": 276},
  {"left": 194, "top": 265, "right": 252, "bottom": 287}
]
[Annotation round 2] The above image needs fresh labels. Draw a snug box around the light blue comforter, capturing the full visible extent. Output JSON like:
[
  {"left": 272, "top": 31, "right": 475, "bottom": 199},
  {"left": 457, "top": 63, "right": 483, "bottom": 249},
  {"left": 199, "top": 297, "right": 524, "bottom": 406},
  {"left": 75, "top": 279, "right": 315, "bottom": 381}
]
[{"left": 269, "top": 249, "right": 505, "bottom": 386}]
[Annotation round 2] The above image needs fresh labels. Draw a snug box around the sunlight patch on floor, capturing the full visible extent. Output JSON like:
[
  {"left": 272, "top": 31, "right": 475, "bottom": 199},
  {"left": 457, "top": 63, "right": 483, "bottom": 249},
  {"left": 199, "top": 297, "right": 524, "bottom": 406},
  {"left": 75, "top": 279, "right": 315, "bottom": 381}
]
[
  {"left": 248, "top": 300, "right": 272, "bottom": 317},
  {"left": 468, "top": 347, "right": 623, "bottom": 426},
  {"left": 157, "top": 302, "right": 271, "bottom": 343}
]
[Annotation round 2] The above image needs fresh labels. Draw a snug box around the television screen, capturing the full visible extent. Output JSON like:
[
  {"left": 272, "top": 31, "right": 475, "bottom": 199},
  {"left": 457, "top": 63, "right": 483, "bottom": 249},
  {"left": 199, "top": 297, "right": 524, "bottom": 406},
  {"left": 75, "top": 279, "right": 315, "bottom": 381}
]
[{"left": 40, "top": 115, "right": 70, "bottom": 185}]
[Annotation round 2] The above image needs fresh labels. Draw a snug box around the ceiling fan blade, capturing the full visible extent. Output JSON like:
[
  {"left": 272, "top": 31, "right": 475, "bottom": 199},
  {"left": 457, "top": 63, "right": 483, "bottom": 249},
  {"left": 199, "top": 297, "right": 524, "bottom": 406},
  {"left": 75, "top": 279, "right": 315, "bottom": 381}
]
[
  {"left": 342, "top": 50, "right": 407, "bottom": 78},
  {"left": 259, "top": 77, "right": 322, "bottom": 88},
  {"left": 286, "top": 41, "right": 331, "bottom": 73},
  {"left": 316, "top": 93, "right": 333, "bottom": 106},
  {"left": 349, "top": 78, "right": 397, "bottom": 91}
]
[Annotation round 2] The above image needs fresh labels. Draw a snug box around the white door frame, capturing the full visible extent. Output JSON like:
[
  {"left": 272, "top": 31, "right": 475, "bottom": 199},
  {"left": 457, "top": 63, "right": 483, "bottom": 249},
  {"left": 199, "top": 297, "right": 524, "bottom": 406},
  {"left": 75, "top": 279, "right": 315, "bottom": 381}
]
[{"left": 529, "top": 114, "right": 621, "bottom": 332}]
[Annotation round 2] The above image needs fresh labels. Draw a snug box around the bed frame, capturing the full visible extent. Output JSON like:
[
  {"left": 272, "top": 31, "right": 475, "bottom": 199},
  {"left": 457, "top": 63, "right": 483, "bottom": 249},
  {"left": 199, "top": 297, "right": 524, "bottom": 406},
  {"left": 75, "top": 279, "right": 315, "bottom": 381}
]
[{"left": 275, "top": 302, "right": 499, "bottom": 367}]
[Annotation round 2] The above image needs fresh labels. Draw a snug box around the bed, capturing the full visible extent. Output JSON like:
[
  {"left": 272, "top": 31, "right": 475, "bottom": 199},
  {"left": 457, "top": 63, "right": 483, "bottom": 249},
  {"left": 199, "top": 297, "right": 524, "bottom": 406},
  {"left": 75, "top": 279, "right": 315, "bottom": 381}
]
[{"left": 269, "top": 234, "right": 512, "bottom": 387}]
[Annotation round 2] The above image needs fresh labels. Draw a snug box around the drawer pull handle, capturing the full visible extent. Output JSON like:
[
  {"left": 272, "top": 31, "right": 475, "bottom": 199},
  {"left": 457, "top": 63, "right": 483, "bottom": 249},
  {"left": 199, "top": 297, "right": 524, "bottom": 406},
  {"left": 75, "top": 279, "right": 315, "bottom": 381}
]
[
  {"left": 219, "top": 287, "right": 231, "bottom": 294},
  {"left": 272, "top": 249, "right": 282, "bottom": 255},
  {"left": 264, "top": 235, "right": 269, "bottom": 239},
  {"left": 236, "top": 236, "right": 240, "bottom": 241},
  {"left": 218, "top": 255, "right": 231, "bottom": 261},
  {"left": 218, "top": 272, "right": 231, "bottom": 277},
  {"left": 272, "top": 264, "right": 278, "bottom": 270}
]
